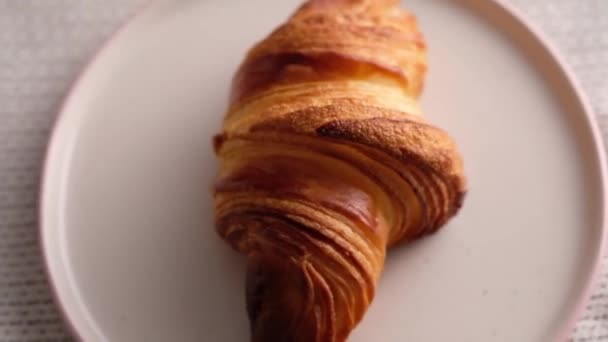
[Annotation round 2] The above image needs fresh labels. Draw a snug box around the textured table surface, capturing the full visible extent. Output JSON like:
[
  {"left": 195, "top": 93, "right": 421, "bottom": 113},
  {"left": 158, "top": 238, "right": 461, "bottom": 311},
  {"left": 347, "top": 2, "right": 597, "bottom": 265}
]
[{"left": 0, "top": 1, "right": 606, "bottom": 341}]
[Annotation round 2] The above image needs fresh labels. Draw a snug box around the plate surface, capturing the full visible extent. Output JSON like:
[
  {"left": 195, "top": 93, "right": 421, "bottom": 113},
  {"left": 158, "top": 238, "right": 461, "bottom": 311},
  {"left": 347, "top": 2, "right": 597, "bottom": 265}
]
[{"left": 41, "top": 0, "right": 607, "bottom": 341}]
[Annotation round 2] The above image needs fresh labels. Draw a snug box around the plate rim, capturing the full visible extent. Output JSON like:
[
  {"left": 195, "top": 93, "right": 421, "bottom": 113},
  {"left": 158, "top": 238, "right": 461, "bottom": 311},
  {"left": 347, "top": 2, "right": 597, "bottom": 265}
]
[{"left": 39, "top": 0, "right": 608, "bottom": 341}]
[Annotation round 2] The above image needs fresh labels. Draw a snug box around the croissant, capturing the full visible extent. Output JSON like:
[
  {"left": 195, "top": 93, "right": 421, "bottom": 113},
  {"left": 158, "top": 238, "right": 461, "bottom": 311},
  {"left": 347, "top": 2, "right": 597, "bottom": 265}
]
[{"left": 213, "top": 0, "right": 466, "bottom": 341}]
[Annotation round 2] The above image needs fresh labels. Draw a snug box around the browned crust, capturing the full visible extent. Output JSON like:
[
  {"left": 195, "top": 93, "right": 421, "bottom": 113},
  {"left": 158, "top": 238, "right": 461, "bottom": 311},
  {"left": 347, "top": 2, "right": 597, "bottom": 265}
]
[{"left": 232, "top": 0, "right": 427, "bottom": 102}]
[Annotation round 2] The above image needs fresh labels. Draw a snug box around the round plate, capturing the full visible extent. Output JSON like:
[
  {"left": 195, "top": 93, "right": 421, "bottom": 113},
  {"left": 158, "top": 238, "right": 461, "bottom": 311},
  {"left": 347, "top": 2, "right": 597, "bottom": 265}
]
[{"left": 41, "top": 0, "right": 607, "bottom": 341}]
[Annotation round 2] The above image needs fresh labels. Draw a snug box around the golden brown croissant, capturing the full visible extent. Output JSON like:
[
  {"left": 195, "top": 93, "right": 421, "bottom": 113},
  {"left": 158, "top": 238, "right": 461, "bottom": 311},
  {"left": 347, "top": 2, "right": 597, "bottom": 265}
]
[{"left": 213, "top": 0, "right": 467, "bottom": 341}]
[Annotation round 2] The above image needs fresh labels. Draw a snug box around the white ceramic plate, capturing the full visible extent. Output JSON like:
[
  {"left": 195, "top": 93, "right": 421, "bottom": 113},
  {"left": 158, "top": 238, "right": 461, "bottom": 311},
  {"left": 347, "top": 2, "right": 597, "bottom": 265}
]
[{"left": 41, "top": 1, "right": 607, "bottom": 341}]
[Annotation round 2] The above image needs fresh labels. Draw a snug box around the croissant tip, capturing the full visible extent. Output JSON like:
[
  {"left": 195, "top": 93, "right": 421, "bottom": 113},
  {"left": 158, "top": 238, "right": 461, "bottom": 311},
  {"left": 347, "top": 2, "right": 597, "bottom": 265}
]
[{"left": 246, "top": 255, "right": 320, "bottom": 342}]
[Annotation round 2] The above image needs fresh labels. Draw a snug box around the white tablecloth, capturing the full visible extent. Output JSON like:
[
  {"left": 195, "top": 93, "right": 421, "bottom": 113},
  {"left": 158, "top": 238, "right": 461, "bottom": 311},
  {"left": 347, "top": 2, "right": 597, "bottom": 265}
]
[{"left": 0, "top": 1, "right": 606, "bottom": 341}]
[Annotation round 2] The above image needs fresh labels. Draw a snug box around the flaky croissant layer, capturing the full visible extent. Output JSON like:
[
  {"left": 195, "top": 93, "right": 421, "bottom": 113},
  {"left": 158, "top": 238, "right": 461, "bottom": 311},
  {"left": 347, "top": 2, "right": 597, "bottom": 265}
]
[{"left": 213, "top": 0, "right": 467, "bottom": 341}]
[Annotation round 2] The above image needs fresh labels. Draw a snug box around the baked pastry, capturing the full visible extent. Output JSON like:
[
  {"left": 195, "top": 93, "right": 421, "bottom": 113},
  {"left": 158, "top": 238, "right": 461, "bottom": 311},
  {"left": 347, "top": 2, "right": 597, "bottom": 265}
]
[{"left": 212, "top": 0, "right": 467, "bottom": 341}]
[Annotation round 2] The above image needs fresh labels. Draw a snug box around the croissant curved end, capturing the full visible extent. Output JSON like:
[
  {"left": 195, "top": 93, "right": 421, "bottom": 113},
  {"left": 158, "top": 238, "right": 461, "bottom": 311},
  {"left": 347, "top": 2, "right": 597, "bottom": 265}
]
[{"left": 212, "top": 1, "right": 467, "bottom": 341}]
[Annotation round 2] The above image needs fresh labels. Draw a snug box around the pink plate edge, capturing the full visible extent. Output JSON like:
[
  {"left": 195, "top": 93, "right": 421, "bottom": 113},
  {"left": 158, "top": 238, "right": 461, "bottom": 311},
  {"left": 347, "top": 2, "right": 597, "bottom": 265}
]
[
  {"left": 486, "top": 0, "right": 608, "bottom": 340},
  {"left": 38, "top": 1, "right": 158, "bottom": 341},
  {"left": 38, "top": 1, "right": 608, "bottom": 341}
]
